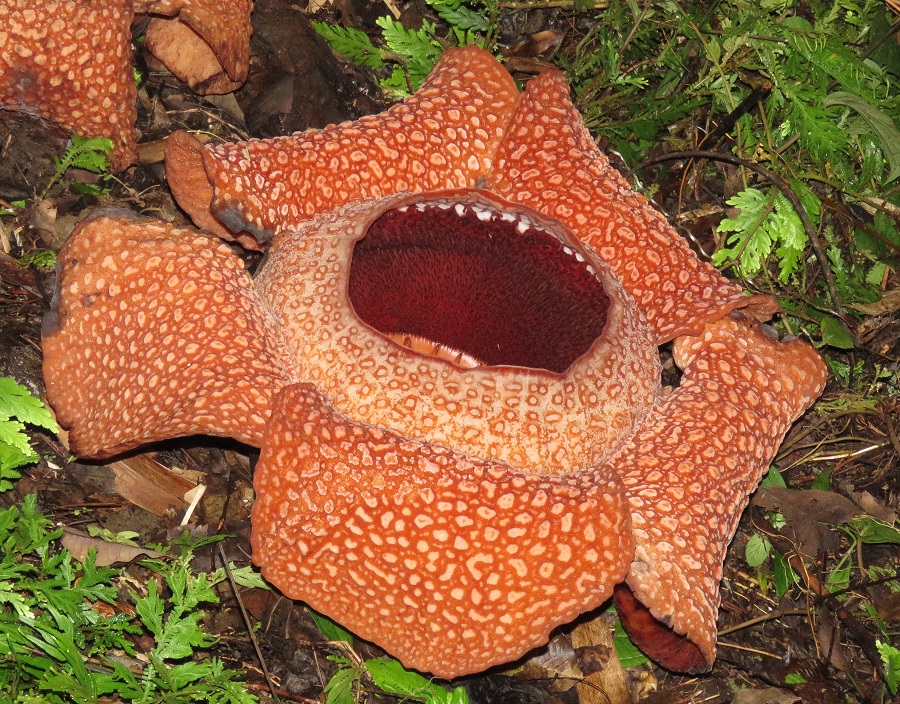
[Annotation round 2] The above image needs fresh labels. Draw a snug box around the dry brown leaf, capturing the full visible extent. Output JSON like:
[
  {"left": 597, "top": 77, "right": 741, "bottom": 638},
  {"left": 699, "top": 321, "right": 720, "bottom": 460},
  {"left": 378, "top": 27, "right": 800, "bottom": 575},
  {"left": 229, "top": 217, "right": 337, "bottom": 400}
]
[
  {"left": 572, "top": 613, "right": 633, "bottom": 704},
  {"left": 732, "top": 688, "right": 800, "bottom": 704},
  {"left": 816, "top": 610, "right": 849, "bottom": 672},
  {"left": 848, "top": 289, "right": 900, "bottom": 316},
  {"left": 0, "top": 251, "right": 37, "bottom": 287},
  {"left": 871, "top": 588, "right": 900, "bottom": 623},
  {"left": 61, "top": 527, "right": 163, "bottom": 566},
  {"left": 109, "top": 453, "right": 197, "bottom": 517},
  {"left": 840, "top": 482, "right": 898, "bottom": 525},
  {"left": 504, "top": 30, "right": 566, "bottom": 60},
  {"left": 754, "top": 487, "right": 859, "bottom": 559},
  {"left": 514, "top": 636, "right": 583, "bottom": 692}
]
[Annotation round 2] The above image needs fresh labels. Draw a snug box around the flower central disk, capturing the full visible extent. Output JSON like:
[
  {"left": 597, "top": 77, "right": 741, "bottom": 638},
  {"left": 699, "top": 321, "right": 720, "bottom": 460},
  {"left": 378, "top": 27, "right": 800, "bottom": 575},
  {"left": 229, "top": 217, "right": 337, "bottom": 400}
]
[
  {"left": 348, "top": 200, "right": 611, "bottom": 374},
  {"left": 256, "top": 190, "right": 661, "bottom": 473}
]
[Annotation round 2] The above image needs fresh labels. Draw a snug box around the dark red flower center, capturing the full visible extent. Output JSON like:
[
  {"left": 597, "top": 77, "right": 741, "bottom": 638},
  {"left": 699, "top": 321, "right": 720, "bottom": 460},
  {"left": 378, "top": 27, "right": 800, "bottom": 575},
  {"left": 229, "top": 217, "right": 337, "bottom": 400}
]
[{"left": 348, "top": 196, "right": 610, "bottom": 374}]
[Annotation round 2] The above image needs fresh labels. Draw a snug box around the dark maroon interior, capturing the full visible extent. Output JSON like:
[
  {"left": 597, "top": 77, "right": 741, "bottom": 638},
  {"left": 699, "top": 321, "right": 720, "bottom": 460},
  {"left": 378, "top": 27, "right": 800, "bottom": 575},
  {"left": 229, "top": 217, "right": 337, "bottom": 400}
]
[
  {"left": 613, "top": 583, "right": 709, "bottom": 674},
  {"left": 347, "top": 202, "right": 610, "bottom": 374}
]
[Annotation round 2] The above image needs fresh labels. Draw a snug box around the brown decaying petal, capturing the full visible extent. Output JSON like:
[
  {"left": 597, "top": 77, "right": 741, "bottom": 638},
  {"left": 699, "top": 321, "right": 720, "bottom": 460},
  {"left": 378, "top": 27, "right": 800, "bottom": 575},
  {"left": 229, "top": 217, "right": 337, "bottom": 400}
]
[
  {"left": 0, "top": 0, "right": 138, "bottom": 172},
  {"left": 611, "top": 313, "right": 827, "bottom": 672},
  {"left": 487, "top": 69, "right": 779, "bottom": 344},
  {"left": 252, "top": 382, "right": 634, "bottom": 679},
  {"left": 135, "top": 0, "right": 253, "bottom": 95},
  {"left": 164, "top": 46, "right": 521, "bottom": 243},
  {"left": 42, "top": 210, "right": 295, "bottom": 457},
  {"left": 254, "top": 189, "right": 660, "bottom": 473}
]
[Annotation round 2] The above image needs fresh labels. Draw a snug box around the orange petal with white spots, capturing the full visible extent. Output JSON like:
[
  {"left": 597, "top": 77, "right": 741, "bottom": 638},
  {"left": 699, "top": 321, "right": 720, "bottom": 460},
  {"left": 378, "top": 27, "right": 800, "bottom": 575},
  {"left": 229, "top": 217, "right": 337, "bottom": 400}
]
[
  {"left": 488, "top": 70, "right": 778, "bottom": 343},
  {"left": 252, "top": 382, "right": 634, "bottom": 679},
  {"left": 0, "top": 0, "right": 138, "bottom": 172},
  {"left": 609, "top": 314, "right": 827, "bottom": 671},
  {"left": 164, "top": 45, "right": 521, "bottom": 243},
  {"left": 42, "top": 210, "right": 295, "bottom": 458}
]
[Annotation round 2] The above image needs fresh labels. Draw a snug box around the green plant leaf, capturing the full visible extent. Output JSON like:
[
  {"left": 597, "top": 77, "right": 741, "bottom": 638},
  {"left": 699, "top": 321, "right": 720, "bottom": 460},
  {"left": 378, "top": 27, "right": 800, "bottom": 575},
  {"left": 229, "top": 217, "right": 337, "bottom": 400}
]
[
  {"left": 825, "top": 91, "right": 900, "bottom": 182},
  {"left": 714, "top": 188, "right": 808, "bottom": 282},
  {"left": 877, "top": 640, "right": 900, "bottom": 695},
  {"left": 0, "top": 378, "right": 58, "bottom": 432},
  {"left": 425, "top": 0, "right": 493, "bottom": 33},
  {"left": 761, "top": 466, "right": 788, "bottom": 488},
  {"left": 745, "top": 533, "right": 772, "bottom": 568},
  {"left": 820, "top": 315, "right": 855, "bottom": 349},
  {"left": 773, "top": 551, "right": 797, "bottom": 598},
  {"left": 312, "top": 22, "right": 385, "bottom": 69},
  {"left": 613, "top": 617, "right": 649, "bottom": 668},
  {"left": 365, "top": 657, "right": 468, "bottom": 704},
  {"left": 55, "top": 135, "right": 113, "bottom": 174},
  {"left": 376, "top": 17, "right": 444, "bottom": 94},
  {"left": 850, "top": 516, "right": 900, "bottom": 544},
  {"left": 811, "top": 468, "right": 832, "bottom": 491},
  {"left": 0, "top": 378, "right": 58, "bottom": 487},
  {"left": 324, "top": 664, "right": 361, "bottom": 704},
  {"left": 308, "top": 608, "right": 354, "bottom": 645}
]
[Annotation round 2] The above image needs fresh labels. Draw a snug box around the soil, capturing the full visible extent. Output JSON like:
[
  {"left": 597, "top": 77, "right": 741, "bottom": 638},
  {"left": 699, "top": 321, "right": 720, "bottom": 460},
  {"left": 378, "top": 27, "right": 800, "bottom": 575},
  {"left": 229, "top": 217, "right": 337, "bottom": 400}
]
[{"left": 0, "top": 0, "right": 898, "bottom": 702}]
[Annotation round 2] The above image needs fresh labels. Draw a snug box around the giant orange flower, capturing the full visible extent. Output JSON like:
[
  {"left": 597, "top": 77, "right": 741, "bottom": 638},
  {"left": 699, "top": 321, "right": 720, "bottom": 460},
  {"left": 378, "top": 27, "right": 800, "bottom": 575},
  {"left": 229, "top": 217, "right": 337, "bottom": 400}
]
[{"left": 42, "top": 46, "right": 827, "bottom": 678}]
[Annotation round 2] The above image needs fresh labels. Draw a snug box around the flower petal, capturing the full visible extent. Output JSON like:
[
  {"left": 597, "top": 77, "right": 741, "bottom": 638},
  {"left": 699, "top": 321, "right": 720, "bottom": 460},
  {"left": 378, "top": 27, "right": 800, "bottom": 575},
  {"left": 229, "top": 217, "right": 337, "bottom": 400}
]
[
  {"left": 610, "top": 314, "right": 827, "bottom": 671},
  {"left": 164, "top": 45, "right": 521, "bottom": 244},
  {"left": 42, "top": 210, "right": 295, "bottom": 457},
  {"left": 135, "top": 0, "right": 253, "bottom": 94},
  {"left": 252, "top": 382, "right": 634, "bottom": 678},
  {"left": 488, "top": 70, "right": 779, "bottom": 343},
  {"left": 0, "top": 0, "right": 138, "bottom": 171}
]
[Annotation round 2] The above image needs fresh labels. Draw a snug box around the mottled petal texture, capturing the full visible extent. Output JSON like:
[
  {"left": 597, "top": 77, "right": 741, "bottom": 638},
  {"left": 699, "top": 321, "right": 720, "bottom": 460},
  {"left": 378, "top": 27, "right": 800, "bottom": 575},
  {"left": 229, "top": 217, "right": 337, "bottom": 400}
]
[
  {"left": 252, "top": 383, "right": 633, "bottom": 679},
  {"left": 612, "top": 314, "right": 827, "bottom": 670},
  {"left": 0, "top": 0, "right": 138, "bottom": 171},
  {"left": 254, "top": 190, "right": 661, "bottom": 473},
  {"left": 165, "top": 46, "right": 521, "bottom": 243},
  {"left": 488, "top": 69, "right": 778, "bottom": 344},
  {"left": 41, "top": 45, "right": 828, "bottom": 678},
  {"left": 42, "top": 210, "right": 295, "bottom": 457}
]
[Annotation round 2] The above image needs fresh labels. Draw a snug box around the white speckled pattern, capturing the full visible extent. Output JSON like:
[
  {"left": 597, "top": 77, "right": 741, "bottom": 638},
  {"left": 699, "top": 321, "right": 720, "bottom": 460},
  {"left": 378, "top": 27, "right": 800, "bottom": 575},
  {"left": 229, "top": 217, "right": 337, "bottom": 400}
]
[
  {"left": 44, "top": 46, "right": 828, "bottom": 678},
  {"left": 0, "top": 0, "right": 137, "bottom": 171},
  {"left": 253, "top": 383, "right": 633, "bottom": 677},
  {"left": 256, "top": 190, "right": 660, "bottom": 474},
  {"left": 43, "top": 212, "right": 295, "bottom": 457}
]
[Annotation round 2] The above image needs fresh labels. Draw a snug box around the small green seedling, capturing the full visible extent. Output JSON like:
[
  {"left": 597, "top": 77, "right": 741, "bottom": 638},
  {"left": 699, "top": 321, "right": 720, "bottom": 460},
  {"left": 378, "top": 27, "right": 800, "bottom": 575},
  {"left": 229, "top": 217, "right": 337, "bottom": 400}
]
[
  {"left": 40, "top": 134, "right": 114, "bottom": 199},
  {"left": 311, "top": 610, "right": 470, "bottom": 704}
]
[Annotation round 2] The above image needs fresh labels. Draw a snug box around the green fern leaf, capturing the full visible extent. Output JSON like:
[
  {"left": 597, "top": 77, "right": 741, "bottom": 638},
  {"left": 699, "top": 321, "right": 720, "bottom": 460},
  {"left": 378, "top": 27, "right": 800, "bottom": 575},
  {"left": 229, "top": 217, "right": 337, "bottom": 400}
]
[
  {"left": 715, "top": 188, "right": 776, "bottom": 276},
  {"left": 429, "top": 0, "right": 492, "bottom": 33},
  {"left": 770, "top": 192, "right": 808, "bottom": 282},
  {"left": 312, "top": 22, "right": 385, "bottom": 69},
  {"left": 715, "top": 188, "right": 808, "bottom": 282},
  {"left": 376, "top": 17, "right": 444, "bottom": 93}
]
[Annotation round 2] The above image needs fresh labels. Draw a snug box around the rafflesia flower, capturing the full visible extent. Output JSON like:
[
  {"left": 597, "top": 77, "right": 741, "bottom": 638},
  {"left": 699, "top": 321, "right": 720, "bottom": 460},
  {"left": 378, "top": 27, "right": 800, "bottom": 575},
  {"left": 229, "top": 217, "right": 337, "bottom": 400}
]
[
  {"left": 42, "top": 46, "right": 827, "bottom": 678},
  {"left": 0, "top": 0, "right": 253, "bottom": 172}
]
